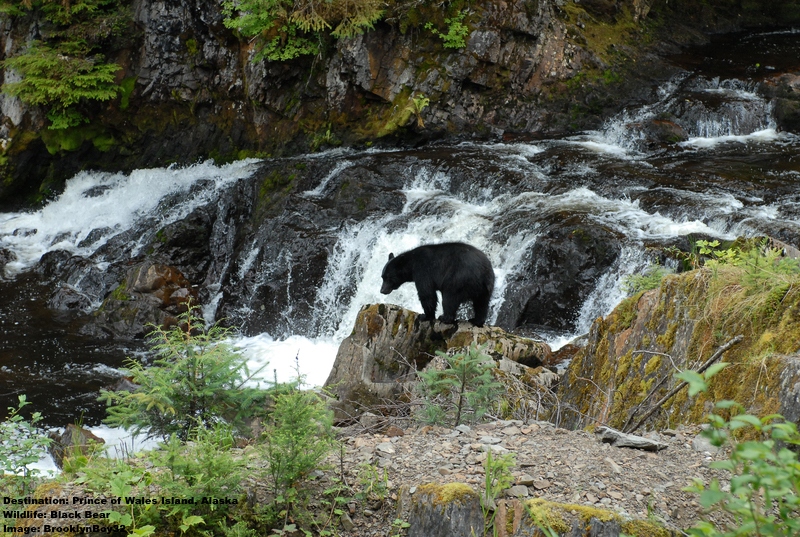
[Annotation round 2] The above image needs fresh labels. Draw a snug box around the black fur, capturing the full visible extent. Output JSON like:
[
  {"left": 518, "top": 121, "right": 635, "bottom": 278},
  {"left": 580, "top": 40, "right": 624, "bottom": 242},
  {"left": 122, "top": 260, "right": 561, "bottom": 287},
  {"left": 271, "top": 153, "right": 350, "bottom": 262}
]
[{"left": 379, "top": 242, "right": 495, "bottom": 327}]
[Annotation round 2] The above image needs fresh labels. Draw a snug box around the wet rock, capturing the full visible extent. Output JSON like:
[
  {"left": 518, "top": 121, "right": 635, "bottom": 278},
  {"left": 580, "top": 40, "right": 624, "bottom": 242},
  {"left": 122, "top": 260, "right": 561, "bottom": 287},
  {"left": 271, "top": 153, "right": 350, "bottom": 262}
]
[
  {"left": 323, "top": 303, "right": 551, "bottom": 422},
  {"left": 87, "top": 261, "right": 198, "bottom": 339},
  {"left": 495, "top": 214, "right": 625, "bottom": 332},
  {"left": 48, "top": 424, "right": 106, "bottom": 469},
  {"left": 48, "top": 284, "right": 93, "bottom": 312},
  {"left": 595, "top": 426, "right": 668, "bottom": 452},
  {"left": 0, "top": 248, "right": 16, "bottom": 275}
]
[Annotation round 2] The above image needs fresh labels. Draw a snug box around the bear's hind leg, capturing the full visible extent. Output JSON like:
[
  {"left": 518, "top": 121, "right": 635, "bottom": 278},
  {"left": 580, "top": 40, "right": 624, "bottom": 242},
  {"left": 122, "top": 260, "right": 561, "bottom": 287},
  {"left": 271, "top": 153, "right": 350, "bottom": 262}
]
[
  {"left": 438, "top": 293, "right": 460, "bottom": 325},
  {"left": 469, "top": 295, "right": 490, "bottom": 328}
]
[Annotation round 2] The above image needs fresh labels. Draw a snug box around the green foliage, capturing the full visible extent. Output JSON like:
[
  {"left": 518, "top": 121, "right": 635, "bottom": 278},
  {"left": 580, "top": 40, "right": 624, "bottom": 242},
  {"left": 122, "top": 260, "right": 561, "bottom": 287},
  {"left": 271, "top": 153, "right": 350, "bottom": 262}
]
[
  {"left": 680, "top": 364, "right": 800, "bottom": 536},
  {"left": 146, "top": 424, "right": 246, "bottom": 534},
  {"left": 2, "top": 40, "right": 121, "bottom": 129},
  {"left": 259, "top": 377, "right": 337, "bottom": 498},
  {"left": 424, "top": 11, "right": 469, "bottom": 49},
  {"left": 0, "top": 395, "right": 53, "bottom": 495},
  {"left": 221, "top": 0, "right": 383, "bottom": 62},
  {"left": 481, "top": 450, "right": 516, "bottom": 534},
  {"left": 621, "top": 262, "right": 672, "bottom": 295},
  {"left": 355, "top": 461, "right": 389, "bottom": 502},
  {"left": 98, "top": 305, "right": 269, "bottom": 441},
  {"left": 309, "top": 125, "right": 342, "bottom": 152},
  {"left": 411, "top": 94, "right": 430, "bottom": 128},
  {"left": 74, "top": 425, "right": 245, "bottom": 537},
  {"left": 0, "top": 0, "right": 129, "bottom": 130},
  {"left": 417, "top": 344, "right": 503, "bottom": 427}
]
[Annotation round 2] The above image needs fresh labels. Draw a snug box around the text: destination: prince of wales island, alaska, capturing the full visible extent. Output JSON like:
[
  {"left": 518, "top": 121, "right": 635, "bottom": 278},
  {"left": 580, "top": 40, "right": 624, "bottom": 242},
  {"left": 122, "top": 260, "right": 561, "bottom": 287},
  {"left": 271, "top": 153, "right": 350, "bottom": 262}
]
[{"left": 3, "top": 496, "right": 239, "bottom": 509}]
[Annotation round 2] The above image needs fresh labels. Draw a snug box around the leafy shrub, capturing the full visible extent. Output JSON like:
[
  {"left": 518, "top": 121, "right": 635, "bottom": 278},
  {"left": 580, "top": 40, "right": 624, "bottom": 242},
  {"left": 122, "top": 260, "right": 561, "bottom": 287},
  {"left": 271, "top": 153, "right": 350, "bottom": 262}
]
[
  {"left": 2, "top": 41, "right": 121, "bottom": 129},
  {"left": 0, "top": 0, "right": 128, "bottom": 129},
  {"left": 98, "top": 306, "right": 269, "bottom": 441},
  {"left": 0, "top": 395, "right": 52, "bottom": 495},
  {"left": 417, "top": 343, "right": 502, "bottom": 427},
  {"left": 678, "top": 365, "right": 800, "bottom": 535},
  {"left": 222, "top": 0, "right": 383, "bottom": 62},
  {"left": 260, "top": 382, "right": 336, "bottom": 498},
  {"left": 424, "top": 11, "right": 469, "bottom": 49},
  {"left": 146, "top": 425, "right": 247, "bottom": 535},
  {"left": 621, "top": 262, "right": 672, "bottom": 295}
]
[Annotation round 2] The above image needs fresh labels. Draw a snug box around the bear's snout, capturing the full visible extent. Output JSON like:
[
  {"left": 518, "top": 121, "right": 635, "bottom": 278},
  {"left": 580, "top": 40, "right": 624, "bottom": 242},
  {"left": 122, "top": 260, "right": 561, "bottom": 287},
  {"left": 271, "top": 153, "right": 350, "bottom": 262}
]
[{"left": 380, "top": 281, "right": 393, "bottom": 294}]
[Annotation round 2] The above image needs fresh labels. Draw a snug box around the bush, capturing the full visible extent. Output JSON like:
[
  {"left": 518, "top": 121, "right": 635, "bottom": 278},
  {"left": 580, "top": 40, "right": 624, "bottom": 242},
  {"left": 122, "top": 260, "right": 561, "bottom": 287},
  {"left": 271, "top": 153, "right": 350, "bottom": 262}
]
[
  {"left": 221, "top": 0, "right": 383, "bottom": 62},
  {"left": 0, "top": 395, "right": 52, "bottom": 495},
  {"left": 0, "top": 0, "right": 128, "bottom": 129},
  {"left": 260, "top": 382, "right": 336, "bottom": 498},
  {"left": 98, "top": 306, "right": 269, "bottom": 441},
  {"left": 678, "top": 365, "right": 800, "bottom": 535},
  {"left": 417, "top": 343, "right": 502, "bottom": 427},
  {"left": 2, "top": 41, "right": 121, "bottom": 129}
]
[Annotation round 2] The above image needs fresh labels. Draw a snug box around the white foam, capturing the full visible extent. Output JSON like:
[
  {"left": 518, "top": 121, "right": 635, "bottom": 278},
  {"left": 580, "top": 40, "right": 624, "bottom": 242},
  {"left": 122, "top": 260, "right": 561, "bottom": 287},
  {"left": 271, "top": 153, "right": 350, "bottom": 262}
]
[
  {"left": 681, "top": 128, "right": 782, "bottom": 148},
  {"left": 233, "top": 334, "right": 340, "bottom": 388},
  {"left": 0, "top": 160, "right": 261, "bottom": 277}
]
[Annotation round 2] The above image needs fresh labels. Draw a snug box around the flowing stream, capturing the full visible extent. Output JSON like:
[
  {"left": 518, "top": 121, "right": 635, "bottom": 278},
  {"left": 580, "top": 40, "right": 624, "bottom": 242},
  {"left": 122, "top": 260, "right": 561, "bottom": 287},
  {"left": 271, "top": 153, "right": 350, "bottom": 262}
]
[{"left": 1, "top": 28, "right": 799, "bottom": 426}]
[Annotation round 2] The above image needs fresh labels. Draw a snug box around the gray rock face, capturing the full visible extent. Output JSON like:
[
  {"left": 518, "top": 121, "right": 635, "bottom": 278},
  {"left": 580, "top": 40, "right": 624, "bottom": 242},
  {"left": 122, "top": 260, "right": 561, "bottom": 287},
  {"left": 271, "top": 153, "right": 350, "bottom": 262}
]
[
  {"left": 323, "top": 303, "right": 552, "bottom": 422},
  {"left": 595, "top": 426, "right": 668, "bottom": 452},
  {"left": 405, "top": 483, "right": 484, "bottom": 537}
]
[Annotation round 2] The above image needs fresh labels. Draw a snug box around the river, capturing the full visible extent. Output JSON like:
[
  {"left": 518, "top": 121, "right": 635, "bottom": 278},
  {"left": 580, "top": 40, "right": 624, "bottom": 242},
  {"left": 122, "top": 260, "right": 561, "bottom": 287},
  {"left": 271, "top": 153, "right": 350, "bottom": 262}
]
[{"left": 1, "top": 28, "right": 799, "bottom": 427}]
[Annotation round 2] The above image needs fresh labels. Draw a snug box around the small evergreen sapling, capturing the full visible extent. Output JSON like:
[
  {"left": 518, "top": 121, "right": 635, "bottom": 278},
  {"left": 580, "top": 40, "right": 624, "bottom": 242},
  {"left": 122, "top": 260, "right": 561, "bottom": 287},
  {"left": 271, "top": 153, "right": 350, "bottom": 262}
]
[
  {"left": 418, "top": 344, "right": 502, "bottom": 427},
  {"left": 98, "top": 305, "right": 268, "bottom": 441},
  {"left": 0, "top": 395, "right": 52, "bottom": 495}
]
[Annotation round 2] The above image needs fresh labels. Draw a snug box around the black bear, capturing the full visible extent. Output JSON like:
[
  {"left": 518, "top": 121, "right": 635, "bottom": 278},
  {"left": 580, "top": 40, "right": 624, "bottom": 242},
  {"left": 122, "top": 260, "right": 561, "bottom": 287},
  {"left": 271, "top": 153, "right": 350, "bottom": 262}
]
[{"left": 379, "top": 242, "right": 495, "bottom": 327}]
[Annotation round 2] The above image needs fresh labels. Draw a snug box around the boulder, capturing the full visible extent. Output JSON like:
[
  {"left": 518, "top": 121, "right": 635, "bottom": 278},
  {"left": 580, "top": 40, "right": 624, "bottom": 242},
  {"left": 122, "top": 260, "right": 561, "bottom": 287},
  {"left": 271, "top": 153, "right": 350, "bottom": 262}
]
[
  {"left": 323, "top": 304, "right": 552, "bottom": 422},
  {"left": 404, "top": 483, "right": 484, "bottom": 537},
  {"left": 86, "top": 261, "right": 198, "bottom": 339},
  {"left": 557, "top": 268, "right": 800, "bottom": 432},
  {"left": 48, "top": 424, "right": 106, "bottom": 469}
]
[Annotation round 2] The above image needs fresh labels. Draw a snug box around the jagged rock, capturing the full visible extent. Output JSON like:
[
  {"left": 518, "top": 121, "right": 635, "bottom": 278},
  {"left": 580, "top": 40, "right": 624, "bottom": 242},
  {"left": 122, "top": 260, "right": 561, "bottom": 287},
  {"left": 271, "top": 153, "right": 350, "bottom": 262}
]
[
  {"left": 495, "top": 214, "right": 626, "bottom": 332},
  {"left": 557, "top": 267, "right": 800, "bottom": 433},
  {"left": 405, "top": 483, "right": 484, "bottom": 537},
  {"left": 323, "top": 303, "right": 552, "bottom": 421},
  {"left": 0, "top": 248, "right": 16, "bottom": 275},
  {"left": 594, "top": 426, "right": 668, "bottom": 452},
  {"left": 48, "top": 424, "right": 106, "bottom": 469},
  {"left": 86, "top": 261, "right": 198, "bottom": 339}
]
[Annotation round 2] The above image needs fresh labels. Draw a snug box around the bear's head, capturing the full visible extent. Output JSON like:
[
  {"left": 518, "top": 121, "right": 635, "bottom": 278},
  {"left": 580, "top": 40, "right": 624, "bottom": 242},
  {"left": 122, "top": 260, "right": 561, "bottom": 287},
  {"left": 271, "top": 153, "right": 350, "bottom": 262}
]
[{"left": 380, "top": 252, "right": 402, "bottom": 294}]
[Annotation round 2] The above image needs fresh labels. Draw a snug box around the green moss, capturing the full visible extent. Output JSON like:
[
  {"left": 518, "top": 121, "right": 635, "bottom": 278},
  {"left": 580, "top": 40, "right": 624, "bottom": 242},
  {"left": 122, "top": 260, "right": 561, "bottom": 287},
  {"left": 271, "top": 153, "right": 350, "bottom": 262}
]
[
  {"left": 415, "top": 482, "right": 478, "bottom": 509},
  {"left": 524, "top": 498, "right": 569, "bottom": 532},
  {"left": 119, "top": 77, "right": 136, "bottom": 110},
  {"left": 644, "top": 355, "right": 662, "bottom": 377},
  {"left": 656, "top": 322, "right": 678, "bottom": 351},
  {"left": 621, "top": 519, "right": 672, "bottom": 537},
  {"left": 111, "top": 281, "right": 130, "bottom": 301}
]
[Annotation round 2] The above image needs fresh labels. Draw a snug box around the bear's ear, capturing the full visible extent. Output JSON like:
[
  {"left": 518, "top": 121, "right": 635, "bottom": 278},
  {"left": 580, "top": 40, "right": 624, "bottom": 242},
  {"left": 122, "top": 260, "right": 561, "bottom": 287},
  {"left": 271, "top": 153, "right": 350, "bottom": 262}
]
[{"left": 388, "top": 253, "right": 395, "bottom": 261}]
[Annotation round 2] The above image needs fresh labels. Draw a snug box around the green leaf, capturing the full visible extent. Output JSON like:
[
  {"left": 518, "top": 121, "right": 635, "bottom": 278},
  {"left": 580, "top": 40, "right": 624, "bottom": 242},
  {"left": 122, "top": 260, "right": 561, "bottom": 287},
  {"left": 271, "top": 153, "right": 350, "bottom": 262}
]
[
  {"left": 703, "top": 362, "right": 729, "bottom": 380},
  {"left": 699, "top": 489, "right": 728, "bottom": 508},
  {"left": 675, "top": 370, "right": 707, "bottom": 396}
]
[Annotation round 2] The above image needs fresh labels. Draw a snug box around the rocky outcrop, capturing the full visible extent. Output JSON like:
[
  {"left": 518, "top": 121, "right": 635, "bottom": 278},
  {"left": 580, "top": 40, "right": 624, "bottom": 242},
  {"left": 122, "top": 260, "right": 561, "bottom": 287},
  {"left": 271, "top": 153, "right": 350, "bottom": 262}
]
[
  {"left": 323, "top": 303, "right": 553, "bottom": 421},
  {"left": 48, "top": 424, "right": 106, "bottom": 469},
  {"left": 3, "top": 0, "right": 797, "bottom": 205},
  {"left": 556, "top": 268, "right": 800, "bottom": 432},
  {"left": 399, "top": 483, "right": 676, "bottom": 536}
]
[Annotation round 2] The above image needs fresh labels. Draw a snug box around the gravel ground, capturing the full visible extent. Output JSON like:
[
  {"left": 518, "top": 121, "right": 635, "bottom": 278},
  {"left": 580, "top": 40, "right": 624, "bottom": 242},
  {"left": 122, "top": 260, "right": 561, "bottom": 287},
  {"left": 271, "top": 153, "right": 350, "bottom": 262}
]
[{"left": 247, "top": 418, "right": 732, "bottom": 536}]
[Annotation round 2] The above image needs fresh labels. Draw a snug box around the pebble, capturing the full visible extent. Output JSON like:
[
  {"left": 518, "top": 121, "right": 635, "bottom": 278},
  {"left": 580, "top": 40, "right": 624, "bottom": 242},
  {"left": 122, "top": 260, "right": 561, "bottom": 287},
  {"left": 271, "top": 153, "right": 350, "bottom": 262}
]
[{"left": 312, "top": 419, "right": 731, "bottom": 535}]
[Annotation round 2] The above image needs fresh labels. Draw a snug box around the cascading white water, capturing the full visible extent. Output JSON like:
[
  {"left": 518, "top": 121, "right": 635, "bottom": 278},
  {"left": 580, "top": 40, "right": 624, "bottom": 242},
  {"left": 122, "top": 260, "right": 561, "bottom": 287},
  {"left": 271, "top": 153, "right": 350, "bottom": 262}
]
[
  {"left": 0, "top": 159, "right": 262, "bottom": 277},
  {"left": 2, "top": 62, "right": 799, "bottom": 393}
]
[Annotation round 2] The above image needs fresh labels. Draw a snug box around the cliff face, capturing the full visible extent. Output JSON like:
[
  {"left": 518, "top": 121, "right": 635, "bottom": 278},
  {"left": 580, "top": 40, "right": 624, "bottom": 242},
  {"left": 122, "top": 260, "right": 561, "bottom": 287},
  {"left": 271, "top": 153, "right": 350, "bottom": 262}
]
[
  {"left": 557, "top": 267, "right": 800, "bottom": 432},
  {"left": 0, "top": 0, "right": 798, "bottom": 205}
]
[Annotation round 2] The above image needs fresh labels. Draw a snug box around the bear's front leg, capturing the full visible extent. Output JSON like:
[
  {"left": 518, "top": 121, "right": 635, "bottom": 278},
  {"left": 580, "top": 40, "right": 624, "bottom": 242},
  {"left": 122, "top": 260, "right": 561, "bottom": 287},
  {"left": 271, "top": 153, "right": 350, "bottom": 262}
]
[{"left": 417, "top": 286, "right": 438, "bottom": 324}]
